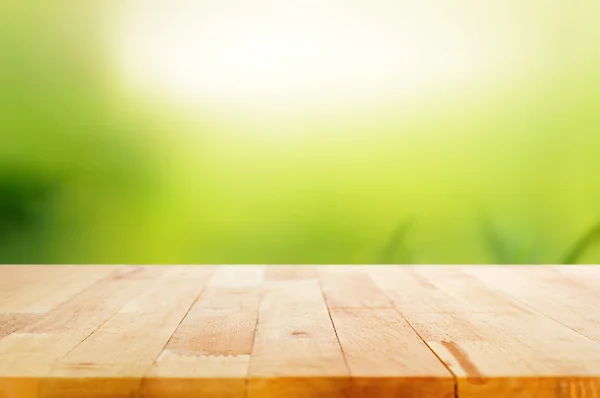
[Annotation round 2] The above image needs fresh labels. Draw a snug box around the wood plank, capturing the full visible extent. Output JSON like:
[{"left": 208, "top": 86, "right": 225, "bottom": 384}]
[
  {"left": 330, "top": 308, "right": 454, "bottom": 398},
  {"left": 144, "top": 354, "right": 249, "bottom": 398},
  {"left": 18, "top": 266, "right": 166, "bottom": 335},
  {"left": 0, "top": 333, "right": 93, "bottom": 398},
  {"left": 143, "top": 286, "right": 261, "bottom": 398},
  {"left": 465, "top": 266, "right": 600, "bottom": 342},
  {"left": 0, "top": 267, "right": 162, "bottom": 388},
  {"left": 0, "top": 314, "right": 39, "bottom": 341},
  {"left": 167, "top": 288, "right": 260, "bottom": 355},
  {"left": 0, "top": 266, "right": 116, "bottom": 313},
  {"left": 368, "top": 266, "right": 526, "bottom": 313},
  {"left": 368, "top": 266, "right": 465, "bottom": 313},
  {"left": 409, "top": 267, "right": 530, "bottom": 312},
  {"left": 319, "top": 267, "right": 391, "bottom": 309},
  {"left": 265, "top": 265, "right": 318, "bottom": 281},
  {"left": 38, "top": 267, "right": 209, "bottom": 398},
  {"left": 208, "top": 266, "right": 264, "bottom": 287},
  {"left": 556, "top": 266, "right": 600, "bottom": 290},
  {"left": 0, "top": 266, "right": 71, "bottom": 300},
  {"left": 248, "top": 280, "right": 349, "bottom": 398},
  {"left": 406, "top": 311, "right": 600, "bottom": 397},
  {"left": 0, "top": 267, "right": 205, "bottom": 398},
  {"left": 3, "top": 265, "right": 600, "bottom": 398}
]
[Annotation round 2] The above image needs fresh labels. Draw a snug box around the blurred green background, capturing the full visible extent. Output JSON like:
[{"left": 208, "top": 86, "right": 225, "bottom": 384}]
[{"left": 1, "top": 0, "right": 600, "bottom": 264}]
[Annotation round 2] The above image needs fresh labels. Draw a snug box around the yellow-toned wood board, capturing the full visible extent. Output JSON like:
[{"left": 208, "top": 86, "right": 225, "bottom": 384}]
[
  {"left": 330, "top": 308, "right": 454, "bottom": 398},
  {"left": 0, "top": 265, "right": 599, "bottom": 398},
  {"left": 247, "top": 280, "right": 349, "bottom": 398},
  {"left": 464, "top": 266, "right": 600, "bottom": 342}
]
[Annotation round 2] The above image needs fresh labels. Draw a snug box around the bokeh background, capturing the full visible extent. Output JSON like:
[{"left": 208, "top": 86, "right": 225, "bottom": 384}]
[{"left": 1, "top": 0, "right": 600, "bottom": 264}]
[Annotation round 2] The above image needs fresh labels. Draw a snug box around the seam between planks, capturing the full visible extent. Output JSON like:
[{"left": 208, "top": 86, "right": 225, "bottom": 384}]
[
  {"left": 6, "top": 266, "right": 128, "bottom": 338},
  {"left": 56, "top": 268, "right": 136, "bottom": 360},
  {"left": 56, "top": 266, "right": 155, "bottom": 362},
  {"left": 371, "top": 270, "right": 459, "bottom": 398},
  {"left": 245, "top": 285, "right": 264, "bottom": 398},
  {"left": 399, "top": 309, "right": 459, "bottom": 398},
  {"left": 466, "top": 269, "right": 600, "bottom": 350},
  {"left": 4, "top": 266, "right": 133, "bottom": 357},
  {"left": 481, "top": 285, "right": 600, "bottom": 348},
  {"left": 0, "top": 266, "right": 160, "bottom": 398},
  {"left": 138, "top": 272, "right": 211, "bottom": 396},
  {"left": 317, "top": 273, "right": 353, "bottom": 383}
]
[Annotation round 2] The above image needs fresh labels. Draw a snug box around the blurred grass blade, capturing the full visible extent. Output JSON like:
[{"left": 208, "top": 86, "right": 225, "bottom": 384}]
[
  {"left": 481, "top": 217, "right": 512, "bottom": 264},
  {"left": 378, "top": 217, "right": 415, "bottom": 264},
  {"left": 561, "top": 222, "right": 600, "bottom": 264},
  {"left": 481, "top": 217, "right": 537, "bottom": 264},
  {"left": 514, "top": 240, "right": 537, "bottom": 264}
]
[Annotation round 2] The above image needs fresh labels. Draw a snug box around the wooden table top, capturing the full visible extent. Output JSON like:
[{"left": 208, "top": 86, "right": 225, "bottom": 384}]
[{"left": 1, "top": 265, "right": 600, "bottom": 398}]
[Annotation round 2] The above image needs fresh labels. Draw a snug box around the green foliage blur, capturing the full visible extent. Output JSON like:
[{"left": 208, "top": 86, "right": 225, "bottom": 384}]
[{"left": 1, "top": 1, "right": 600, "bottom": 264}]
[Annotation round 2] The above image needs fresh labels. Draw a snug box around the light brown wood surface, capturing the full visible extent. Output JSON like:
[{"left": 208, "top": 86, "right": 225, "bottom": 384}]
[{"left": 0, "top": 265, "right": 599, "bottom": 397}]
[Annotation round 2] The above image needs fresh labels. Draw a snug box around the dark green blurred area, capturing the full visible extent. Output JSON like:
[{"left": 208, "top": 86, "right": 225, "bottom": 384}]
[{"left": 1, "top": 1, "right": 600, "bottom": 264}]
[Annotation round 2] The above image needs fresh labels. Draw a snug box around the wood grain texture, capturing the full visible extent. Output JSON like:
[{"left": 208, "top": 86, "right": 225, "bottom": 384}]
[
  {"left": 330, "top": 309, "right": 454, "bottom": 398},
  {"left": 367, "top": 266, "right": 526, "bottom": 313},
  {"left": 44, "top": 267, "right": 209, "bottom": 398},
  {"left": 1, "top": 265, "right": 600, "bottom": 398},
  {"left": 406, "top": 311, "right": 600, "bottom": 397},
  {"left": 144, "top": 283, "right": 261, "bottom": 398},
  {"left": 465, "top": 266, "right": 600, "bottom": 342},
  {"left": 0, "top": 314, "right": 39, "bottom": 341},
  {"left": 0, "top": 266, "right": 116, "bottom": 314},
  {"left": 319, "top": 267, "right": 392, "bottom": 309},
  {"left": 265, "top": 265, "right": 318, "bottom": 281},
  {"left": 248, "top": 280, "right": 349, "bottom": 398}
]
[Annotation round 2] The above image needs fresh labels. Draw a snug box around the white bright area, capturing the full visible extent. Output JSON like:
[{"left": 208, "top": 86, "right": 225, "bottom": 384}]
[{"left": 113, "top": 0, "right": 545, "bottom": 112}]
